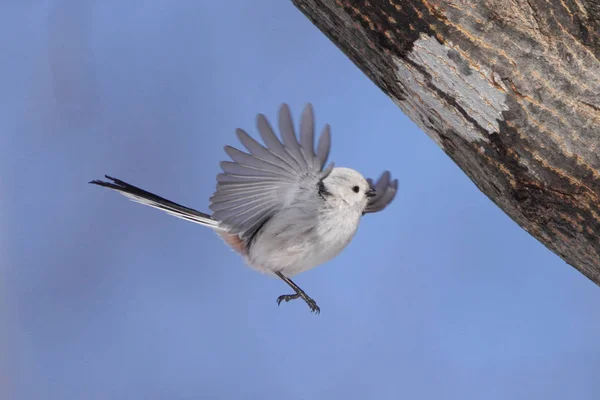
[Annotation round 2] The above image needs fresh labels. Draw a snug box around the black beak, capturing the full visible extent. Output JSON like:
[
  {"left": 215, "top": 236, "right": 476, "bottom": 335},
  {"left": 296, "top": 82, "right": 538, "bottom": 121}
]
[{"left": 365, "top": 188, "right": 377, "bottom": 198}]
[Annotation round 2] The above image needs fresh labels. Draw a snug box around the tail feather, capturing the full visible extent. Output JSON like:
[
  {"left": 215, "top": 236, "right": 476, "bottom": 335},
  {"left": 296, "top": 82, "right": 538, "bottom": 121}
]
[{"left": 90, "top": 175, "right": 223, "bottom": 230}]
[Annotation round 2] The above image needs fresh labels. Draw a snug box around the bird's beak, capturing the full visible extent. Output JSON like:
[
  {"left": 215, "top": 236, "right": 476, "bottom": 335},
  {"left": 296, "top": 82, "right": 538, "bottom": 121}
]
[{"left": 365, "top": 188, "right": 377, "bottom": 198}]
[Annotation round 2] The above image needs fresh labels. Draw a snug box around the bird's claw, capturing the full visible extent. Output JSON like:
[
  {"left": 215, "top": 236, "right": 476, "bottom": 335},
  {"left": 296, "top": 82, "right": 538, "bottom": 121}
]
[
  {"left": 305, "top": 298, "right": 320, "bottom": 314},
  {"left": 277, "top": 293, "right": 300, "bottom": 305},
  {"left": 276, "top": 293, "right": 320, "bottom": 314}
]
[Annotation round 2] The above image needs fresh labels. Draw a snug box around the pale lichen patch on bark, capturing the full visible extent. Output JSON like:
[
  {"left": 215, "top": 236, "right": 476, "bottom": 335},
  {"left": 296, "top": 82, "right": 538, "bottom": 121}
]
[{"left": 394, "top": 34, "right": 509, "bottom": 144}]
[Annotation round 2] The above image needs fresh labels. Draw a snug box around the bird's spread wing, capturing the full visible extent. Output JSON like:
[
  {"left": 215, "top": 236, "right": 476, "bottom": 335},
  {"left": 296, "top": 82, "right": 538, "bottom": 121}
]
[
  {"left": 209, "top": 103, "right": 334, "bottom": 239},
  {"left": 364, "top": 171, "right": 398, "bottom": 214}
]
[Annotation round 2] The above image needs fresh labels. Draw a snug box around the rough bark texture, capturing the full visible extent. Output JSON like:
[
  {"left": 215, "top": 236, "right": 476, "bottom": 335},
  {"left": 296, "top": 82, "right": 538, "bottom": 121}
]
[{"left": 292, "top": 0, "right": 600, "bottom": 285}]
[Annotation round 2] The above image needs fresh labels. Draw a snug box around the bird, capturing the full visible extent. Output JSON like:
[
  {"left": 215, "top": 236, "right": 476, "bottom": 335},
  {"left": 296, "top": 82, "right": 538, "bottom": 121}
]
[{"left": 90, "top": 103, "right": 398, "bottom": 314}]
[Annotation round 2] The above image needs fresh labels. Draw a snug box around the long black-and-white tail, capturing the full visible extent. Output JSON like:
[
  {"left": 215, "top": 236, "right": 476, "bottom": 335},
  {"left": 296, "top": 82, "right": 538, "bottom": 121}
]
[{"left": 90, "top": 175, "right": 224, "bottom": 230}]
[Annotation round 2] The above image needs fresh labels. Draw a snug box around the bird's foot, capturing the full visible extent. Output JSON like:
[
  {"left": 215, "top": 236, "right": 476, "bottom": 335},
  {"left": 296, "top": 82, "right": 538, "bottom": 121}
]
[{"left": 276, "top": 292, "right": 320, "bottom": 314}]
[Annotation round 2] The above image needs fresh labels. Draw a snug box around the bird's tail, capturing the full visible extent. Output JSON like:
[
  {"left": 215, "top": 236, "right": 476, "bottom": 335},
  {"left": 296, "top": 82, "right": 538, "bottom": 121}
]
[{"left": 90, "top": 175, "right": 224, "bottom": 230}]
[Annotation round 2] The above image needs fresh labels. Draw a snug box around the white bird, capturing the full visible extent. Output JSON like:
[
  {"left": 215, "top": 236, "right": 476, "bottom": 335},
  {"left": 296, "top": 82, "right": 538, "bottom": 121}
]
[{"left": 90, "top": 103, "right": 398, "bottom": 313}]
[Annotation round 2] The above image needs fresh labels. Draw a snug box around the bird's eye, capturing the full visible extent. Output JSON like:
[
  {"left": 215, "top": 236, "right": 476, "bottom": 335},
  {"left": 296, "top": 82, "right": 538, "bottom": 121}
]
[{"left": 352, "top": 186, "right": 360, "bottom": 193}]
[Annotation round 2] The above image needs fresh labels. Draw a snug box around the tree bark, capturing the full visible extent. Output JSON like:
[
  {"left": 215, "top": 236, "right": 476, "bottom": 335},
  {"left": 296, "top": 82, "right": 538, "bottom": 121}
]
[{"left": 292, "top": 0, "right": 600, "bottom": 285}]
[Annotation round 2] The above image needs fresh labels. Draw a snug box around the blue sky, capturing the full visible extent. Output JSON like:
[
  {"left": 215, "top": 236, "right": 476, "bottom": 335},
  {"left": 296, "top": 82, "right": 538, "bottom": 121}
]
[{"left": 2, "top": 1, "right": 599, "bottom": 399}]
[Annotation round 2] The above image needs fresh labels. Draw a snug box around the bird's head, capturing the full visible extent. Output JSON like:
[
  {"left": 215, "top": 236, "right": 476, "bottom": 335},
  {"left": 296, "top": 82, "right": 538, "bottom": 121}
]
[{"left": 322, "top": 167, "right": 375, "bottom": 212}]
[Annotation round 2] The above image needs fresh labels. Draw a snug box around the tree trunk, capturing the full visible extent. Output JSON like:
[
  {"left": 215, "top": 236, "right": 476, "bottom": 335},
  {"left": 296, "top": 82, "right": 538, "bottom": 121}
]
[{"left": 292, "top": 0, "right": 600, "bottom": 285}]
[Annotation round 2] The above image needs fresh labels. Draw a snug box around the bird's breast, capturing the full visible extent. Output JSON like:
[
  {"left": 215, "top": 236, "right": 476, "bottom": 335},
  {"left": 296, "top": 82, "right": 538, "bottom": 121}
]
[{"left": 244, "top": 206, "right": 361, "bottom": 276}]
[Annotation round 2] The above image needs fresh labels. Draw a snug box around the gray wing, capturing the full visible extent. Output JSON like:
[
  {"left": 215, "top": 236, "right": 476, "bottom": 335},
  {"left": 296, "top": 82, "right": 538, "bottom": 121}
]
[
  {"left": 209, "top": 103, "right": 334, "bottom": 239},
  {"left": 364, "top": 171, "right": 398, "bottom": 214}
]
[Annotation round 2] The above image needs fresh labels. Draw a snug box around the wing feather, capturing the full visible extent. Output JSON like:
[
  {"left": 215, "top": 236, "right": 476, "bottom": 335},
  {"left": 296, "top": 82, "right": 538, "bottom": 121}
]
[
  {"left": 278, "top": 104, "right": 306, "bottom": 171},
  {"left": 224, "top": 146, "right": 296, "bottom": 179},
  {"left": 316, "top": 124, "right": 331, "bottom": 170},
  {"left": 256, "top": 113, "right": 301, "bottom": 171},
  {"left": 235, "top": 129, "right": 298, "bottom": 173},
  {"left": 299, "top": 104, "right": 315, "bottom": 168},
  {"left": 219, "top": 161, "right": 294, "bottom": 181}
]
